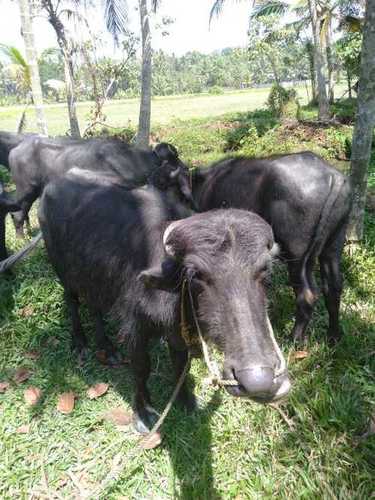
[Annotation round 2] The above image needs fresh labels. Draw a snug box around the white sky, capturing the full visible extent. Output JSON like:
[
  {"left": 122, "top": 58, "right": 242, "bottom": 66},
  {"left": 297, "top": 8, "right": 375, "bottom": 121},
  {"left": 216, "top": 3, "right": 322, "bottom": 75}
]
[{"left": 0, "top": 0, "right": 251, "bottom": 57}]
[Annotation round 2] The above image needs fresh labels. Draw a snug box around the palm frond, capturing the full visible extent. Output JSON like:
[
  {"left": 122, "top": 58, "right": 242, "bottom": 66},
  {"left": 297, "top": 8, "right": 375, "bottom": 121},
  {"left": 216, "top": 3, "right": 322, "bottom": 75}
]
[
  {"left": 209, "top": 0, "right": 251, "bottom": 27},
  {"left": 151, "top": 0, "right": 160, "bottom": 13},
  {"left": 209, "top": 0, "right": 226, "bottom": 26},
  {"left": 251, "top": 1, "right": 289, "bottom": 19},
  {"left": 0, "top": 44, "right": 31, "bottom": 89},
  {"left": 285, "top": 16, "right": 309, "bottom": 34},
  {"left": 104, "top": 0, "right": 128, "bottom": 45}
]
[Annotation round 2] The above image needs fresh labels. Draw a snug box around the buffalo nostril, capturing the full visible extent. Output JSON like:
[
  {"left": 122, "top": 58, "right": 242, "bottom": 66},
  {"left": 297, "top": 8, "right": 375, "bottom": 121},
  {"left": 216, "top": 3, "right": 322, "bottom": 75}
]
[{"left": 234, "top": 366, "right": 275, "bottom": 397}]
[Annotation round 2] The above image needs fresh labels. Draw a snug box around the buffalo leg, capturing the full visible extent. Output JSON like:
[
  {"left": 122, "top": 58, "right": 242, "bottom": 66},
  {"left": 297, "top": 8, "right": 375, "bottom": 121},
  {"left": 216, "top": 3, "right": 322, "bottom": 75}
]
[
  {"left": 65, "top": 292, "right": 88, "bottom": 363},
  {"left": 0, "top": 214, "right": 7, "bottom": 261},
  {"left": 319, "top": 226, "right": 346, "bottom": 343},
  {"left": 288, "top": 259, "right": 318, "bottom": 342},
  {"left": 131, "top": 330, "right": 158, "bottom": 434},
  {"left": 12, "top": 196, "right": 35, "bottom": 238},
  {"left": 167, "top": 341, "right": 196, "bottom": 412},
  {"left": 91, "top": 311, "right": 122, "bottom": 365}
]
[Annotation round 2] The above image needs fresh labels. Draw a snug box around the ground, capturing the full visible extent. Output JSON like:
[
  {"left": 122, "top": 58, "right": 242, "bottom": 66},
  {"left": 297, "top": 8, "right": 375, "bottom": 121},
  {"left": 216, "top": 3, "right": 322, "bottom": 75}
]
[{"left": 0, "top": 89, "right": 374, "bottom": 499}]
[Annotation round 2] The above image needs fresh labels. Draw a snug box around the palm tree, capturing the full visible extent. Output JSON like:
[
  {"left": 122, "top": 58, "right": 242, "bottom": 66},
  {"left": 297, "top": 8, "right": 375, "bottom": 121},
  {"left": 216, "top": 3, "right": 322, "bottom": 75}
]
[
  {"left": 17, "top": 0, "right": 48, "bottom": 135},
  {"left": 348, "top": 0, "right": 375, "bottom": 241},
  {"left": 66, "top": 0, "right": 157, "bottom": 145},
  {"left": 40, "top": 0, "right": 82, "bottom": 137},
  {"left": 308, "top": 0, "right": 330, "bottom": 119},
  {"left": 135, "top": 0, "right": 159, "bottom": 148},
  {"left": 210, "top": 1, "right": 360, "bottom": 119}
]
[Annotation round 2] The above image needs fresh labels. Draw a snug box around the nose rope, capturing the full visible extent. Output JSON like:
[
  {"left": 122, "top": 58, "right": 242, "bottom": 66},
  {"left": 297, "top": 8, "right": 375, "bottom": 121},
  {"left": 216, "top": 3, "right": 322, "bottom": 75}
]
[
  {"left": 183, "top": 279, "right": 239, "bottom": 388},
  {"left": 266, "top": 316, "right": 286, "bottom": 378}
]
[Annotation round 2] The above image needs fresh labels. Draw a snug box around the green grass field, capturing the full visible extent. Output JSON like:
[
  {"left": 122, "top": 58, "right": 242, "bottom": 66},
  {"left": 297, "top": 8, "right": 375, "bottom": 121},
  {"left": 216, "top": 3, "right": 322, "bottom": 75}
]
[
  {"left": 0, "top": 87, "right": 314, "bottom": 136},
  {"left": 0, "top": 90, "right": 374, "bottom": 498}
]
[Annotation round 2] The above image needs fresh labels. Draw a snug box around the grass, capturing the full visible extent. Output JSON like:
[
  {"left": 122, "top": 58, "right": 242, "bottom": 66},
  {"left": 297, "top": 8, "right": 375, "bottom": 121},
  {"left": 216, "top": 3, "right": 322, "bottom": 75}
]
[
  {"left": 0, "top": 91, "right": 374, "bottom": 498},
  {"left": 0, "top": 87, "right": 316, "bottom": 136}
]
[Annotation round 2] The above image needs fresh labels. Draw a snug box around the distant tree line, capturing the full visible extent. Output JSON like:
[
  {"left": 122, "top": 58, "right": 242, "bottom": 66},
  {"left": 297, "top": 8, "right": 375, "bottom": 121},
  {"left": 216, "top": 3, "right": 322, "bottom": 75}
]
[{"left": 0, "top": 44, "right": 311, "bottom": 105}]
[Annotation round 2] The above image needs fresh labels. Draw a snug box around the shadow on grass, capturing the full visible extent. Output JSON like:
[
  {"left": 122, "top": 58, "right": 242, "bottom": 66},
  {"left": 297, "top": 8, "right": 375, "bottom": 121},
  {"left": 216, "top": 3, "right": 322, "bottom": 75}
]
[
  {"left": 270, "top": 308, "right": 375, "bottom": 496},
  {"left": 8, "top": 297, "right": 224, "bottom": 498}
]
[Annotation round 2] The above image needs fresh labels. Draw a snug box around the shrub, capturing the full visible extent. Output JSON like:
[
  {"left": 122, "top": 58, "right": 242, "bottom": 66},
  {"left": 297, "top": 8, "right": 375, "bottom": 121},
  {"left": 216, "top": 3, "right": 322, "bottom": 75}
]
[
  {"left": 267, "top": 84, "right": 299, "bottom": 119},
  {"left": 84, "top": 125, "right": 136, "bottom": 143},
  {"left": 208, "top": 86, "right": 224, "bottom": 95}
]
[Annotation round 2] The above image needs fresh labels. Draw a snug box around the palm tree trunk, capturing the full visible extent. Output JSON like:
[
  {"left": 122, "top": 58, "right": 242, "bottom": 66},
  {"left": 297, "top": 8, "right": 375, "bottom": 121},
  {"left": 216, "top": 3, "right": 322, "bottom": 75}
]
[
  {"left": 18, "top": 0, "right": 48, "bottom": 135},
  {"left": 135, "top": 0, "right": 152, "bottom": 148},
  {"left": 308, "top": 0, "right": 330, "bottom": 120},
  {"left": 348, "top": 0, "right": 375, "bottom": 241},
  {"left": 347, "top": 69, "right": 352, "bottom": 98},
  {"left": 63, "top": 53, "right": 81, "bottom": 138},
  {"left": 42, "top": 0, "right": 80, "bottom": 138},
  {"left": 326, "top": 21, "right": 334, "bottom": 104},
  {"left": 306, "top": 41, "right": 317, "bottom": 103}
]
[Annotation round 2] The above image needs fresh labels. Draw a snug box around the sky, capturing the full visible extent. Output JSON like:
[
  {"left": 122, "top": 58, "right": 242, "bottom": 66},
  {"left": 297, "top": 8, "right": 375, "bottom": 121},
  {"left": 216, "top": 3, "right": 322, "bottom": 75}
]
[{"left": 0, "top": 0, "right": 251, "bottom": 57}]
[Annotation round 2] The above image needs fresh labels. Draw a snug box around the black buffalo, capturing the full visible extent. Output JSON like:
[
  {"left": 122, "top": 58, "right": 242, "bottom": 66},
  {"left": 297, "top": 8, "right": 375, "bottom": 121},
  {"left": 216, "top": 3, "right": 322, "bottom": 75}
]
[
  {"left": 38, "top": 171, "right": 290, "bottom": 433},
  {"left": 0, "top": 131, "right": 194, "bottom": 235},
  {"left": 193, "top": 152, "right": 352, "bottom": 343},
  {"left": 0, "top": 182, "right": 20, "bottom": 262}
]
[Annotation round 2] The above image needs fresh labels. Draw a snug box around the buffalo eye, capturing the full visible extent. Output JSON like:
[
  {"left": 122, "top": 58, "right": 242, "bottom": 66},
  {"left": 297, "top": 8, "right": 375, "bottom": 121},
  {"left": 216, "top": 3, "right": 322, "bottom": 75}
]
[{"left": 221, "top": 200, "right": 228, "bottom": 208}]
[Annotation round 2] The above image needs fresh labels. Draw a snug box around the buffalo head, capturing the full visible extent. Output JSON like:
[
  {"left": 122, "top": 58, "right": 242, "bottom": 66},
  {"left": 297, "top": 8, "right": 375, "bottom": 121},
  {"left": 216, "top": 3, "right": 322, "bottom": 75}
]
[
  {"left": 140, "top": 209, "right": 291, "bottom": 404},
  {"left": 152, "top": 143, "right": 197, "bottom": 211}
]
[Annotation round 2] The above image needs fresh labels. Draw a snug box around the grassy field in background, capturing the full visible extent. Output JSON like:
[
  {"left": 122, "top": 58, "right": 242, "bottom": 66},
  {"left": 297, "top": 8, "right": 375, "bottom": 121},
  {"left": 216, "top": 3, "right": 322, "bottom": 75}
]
[
  {"left": 0, "top": 87, "right": 314, "bottom": 136},
  {"left": 0, "top": 90, "right": 374, "bottom": 498}
]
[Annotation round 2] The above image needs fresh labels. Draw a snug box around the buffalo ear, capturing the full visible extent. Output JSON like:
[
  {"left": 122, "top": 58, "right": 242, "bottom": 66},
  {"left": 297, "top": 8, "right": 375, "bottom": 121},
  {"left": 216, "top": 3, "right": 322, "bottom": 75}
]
[{"left": 138, "top": 257, "right": 180, "bottom": 291}]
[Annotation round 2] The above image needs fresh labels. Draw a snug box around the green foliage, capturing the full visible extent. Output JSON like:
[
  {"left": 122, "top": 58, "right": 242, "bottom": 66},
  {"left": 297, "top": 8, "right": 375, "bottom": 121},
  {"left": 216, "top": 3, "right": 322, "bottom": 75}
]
[
  {"left": 208, "top": 86, "right": 224, "bottom": 95},
  {"left": 331, "top": 97, "right": 357, "bottom": 124},
  {"left": 38, "top": 48, "right": 64, "bottom": 87},
  {"left": 336, "top": 31, "right": 362, "bottom": 80},
  {"left": 84, "top": 124, "right": 136, "bottom": 142},
  {"left": 224, "top": 109, "right": 279, "bottom": 151},
  {"left": 267, "top": 84, "right": 298, "bottom": 118},
  {"left": 0, "top": 44, "right": 31, "bottom": 101}
]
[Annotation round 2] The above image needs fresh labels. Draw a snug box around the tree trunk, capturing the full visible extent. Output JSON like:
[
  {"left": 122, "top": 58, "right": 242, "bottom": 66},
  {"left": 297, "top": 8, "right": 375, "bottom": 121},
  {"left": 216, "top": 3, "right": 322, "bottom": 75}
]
[
  {"left": 42, "top": 0, "right": 80, "bottom": 138},
  {"left": 348, "top": 0, "right": 375, "bottom": 241},
  {"left": 326, "top": 21, "right": 334, "bottom": 104},
  {"left": 347, "top": 69, "right": 352, "bottom": 99},
  {"left": 265, "top": 51, "right": 281, "bottom": 87},
  {"left": 18, "top": 0, "right": 48, "bottom": 135},
  {"left": 135, "top": 0, "right": 152, "bottom": 148},
  {"left": 308, "top": 0, "right": 330, "bottom": 120},
  {"left": 306, "top": 41, "right": 317, "bottom": 103},
  {"left": 63, "top": 54, "right": 81, "bottom": 138}
]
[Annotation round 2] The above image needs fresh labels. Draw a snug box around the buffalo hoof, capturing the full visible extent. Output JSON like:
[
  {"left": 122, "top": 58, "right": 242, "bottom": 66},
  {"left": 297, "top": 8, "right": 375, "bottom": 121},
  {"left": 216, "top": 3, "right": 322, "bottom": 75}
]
[
  {"left": 133, "top": 406, "right": 159, "bottom": 435},
  {"left": 291, "top": 329, "right": 308, "bottom": 345},
  {"left": 327, "top": 329, "right": 342, "bottom": 347}
]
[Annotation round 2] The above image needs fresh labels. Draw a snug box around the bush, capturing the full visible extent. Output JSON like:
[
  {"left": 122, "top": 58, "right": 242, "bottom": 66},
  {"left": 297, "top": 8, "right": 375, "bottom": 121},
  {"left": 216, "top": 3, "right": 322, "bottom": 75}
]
[
  {"left": 224, "top": 109, "right": 279, "bottom": 151},
  {"left": 267, "top": 84, "right": 299, "bottom": 119},
  {"left": 84, "top": 125, "right": 136, "bottom": 143},
  {"left": 208, "top": 86, "right": 224, "bottom": 95},
  {"left": 331, "top": 98, "right": 357, "bottom": 124}
]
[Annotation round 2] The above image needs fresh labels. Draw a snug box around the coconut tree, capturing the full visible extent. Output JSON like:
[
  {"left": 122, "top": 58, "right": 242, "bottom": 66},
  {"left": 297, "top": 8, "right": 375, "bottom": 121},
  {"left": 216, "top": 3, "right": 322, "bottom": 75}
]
[
  {"left": 348, "top": 0, "right": 375, "bottom": 240},
  {"left": 18, "top": 0, "right": 48, "bottom": 135},
  {"left": 210, "top": 1, "right": 361, "bottom": 119},
  {"left": 135, "top": 0, "right": 160, "bottom": 148},
  {"left": 40, "top": 0, "right": 83, "bottom": 137}
]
